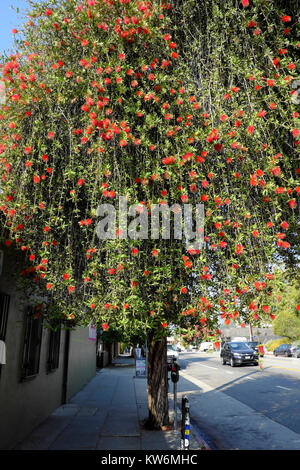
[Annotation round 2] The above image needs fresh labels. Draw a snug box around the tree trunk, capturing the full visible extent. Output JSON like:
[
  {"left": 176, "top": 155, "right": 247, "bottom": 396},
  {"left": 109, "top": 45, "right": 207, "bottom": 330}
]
[{"left": 145, "top": 336, "right": 169, "bottom": 429}]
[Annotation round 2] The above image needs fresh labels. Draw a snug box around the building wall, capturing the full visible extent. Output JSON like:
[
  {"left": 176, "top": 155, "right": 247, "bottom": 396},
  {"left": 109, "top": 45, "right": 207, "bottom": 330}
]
[
  {"left": 0, "top": 245, "right": 96, "bottom": 450},
  {"left": 67, "top": 328, "right": 96, "bottom": 400}
]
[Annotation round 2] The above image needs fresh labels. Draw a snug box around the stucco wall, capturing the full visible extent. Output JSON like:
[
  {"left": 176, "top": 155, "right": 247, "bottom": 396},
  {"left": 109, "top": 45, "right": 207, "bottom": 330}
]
[
  {"left": 0, "top": 245, "right": 96, "bottom": 449},
  {"left": 67, "top": 327, "right": 96, "bottom": 401}
]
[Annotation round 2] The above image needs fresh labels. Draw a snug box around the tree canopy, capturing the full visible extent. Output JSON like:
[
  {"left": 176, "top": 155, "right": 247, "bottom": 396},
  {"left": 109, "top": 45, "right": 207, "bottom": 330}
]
[{"left": 0, "top": 0, "right": 299, "bottom": 345}]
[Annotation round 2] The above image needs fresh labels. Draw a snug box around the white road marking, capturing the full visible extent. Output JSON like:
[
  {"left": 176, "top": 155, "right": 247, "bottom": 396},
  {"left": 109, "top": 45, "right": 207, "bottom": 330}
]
[
  {"left": 199, "top": 364, "right": 218, "bottom": 370},
  {"left": 276, "top": 385, "right": 292, "bottom": 391}
]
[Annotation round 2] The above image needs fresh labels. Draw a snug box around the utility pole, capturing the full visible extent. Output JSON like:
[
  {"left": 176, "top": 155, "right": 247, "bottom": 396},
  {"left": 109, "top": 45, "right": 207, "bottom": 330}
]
[{"left": 249, "top": 322, "right": 254, "bottom": 341}]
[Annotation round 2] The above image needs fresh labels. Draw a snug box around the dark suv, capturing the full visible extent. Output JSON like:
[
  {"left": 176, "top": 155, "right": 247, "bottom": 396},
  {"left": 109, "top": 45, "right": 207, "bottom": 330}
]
[
  {"left": 221, "top": 342, "right": 259, "bottom": 367},
  {"left": 273, "top": 344, "right": 292, "bottom": 357}
]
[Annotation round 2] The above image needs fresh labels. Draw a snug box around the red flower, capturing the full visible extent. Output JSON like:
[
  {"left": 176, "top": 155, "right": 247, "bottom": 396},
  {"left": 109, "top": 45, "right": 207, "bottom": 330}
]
[{"left": 236, "top": 244, "right": 244, "bottom": 255}]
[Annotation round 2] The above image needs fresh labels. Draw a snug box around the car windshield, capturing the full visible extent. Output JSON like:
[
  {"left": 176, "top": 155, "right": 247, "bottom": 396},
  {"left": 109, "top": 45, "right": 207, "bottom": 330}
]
[
  {"left": 230, "top": 342, "right": 251, "bottom": 350},
  {"left": 247, "top": 342, "right": 258, "bottom": 347},
  {"left": 167, "top": 345, "right": 176, "bottom": 351}
]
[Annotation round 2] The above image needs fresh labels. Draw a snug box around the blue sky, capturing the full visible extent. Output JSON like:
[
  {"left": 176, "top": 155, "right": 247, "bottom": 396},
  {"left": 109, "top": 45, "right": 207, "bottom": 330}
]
[{"left": 0, "top": 0, "right": 34, "bottom": 55}]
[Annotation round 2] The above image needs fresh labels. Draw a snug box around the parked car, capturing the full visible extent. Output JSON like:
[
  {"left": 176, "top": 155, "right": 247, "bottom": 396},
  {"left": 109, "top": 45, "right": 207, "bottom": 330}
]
[
  {"left": 290, "top": 341, "right": 300, "bottom": 355},
  {"left": 167, "top": 344, "right": 180, "bottom": 370},
  {"left": 246, "top": 341, "right": 264, "bottom": 357},
  {"left": 291, "top": 347, "right": 300, "bottom": 358},
  {"left": 220, "top": 341, "right": 259, "bottom": 367},
  {"left": 273, "top": 344, "right": 292, "bottom": 357},
  {"left": 200, "top": 342, "right": 213, "bottom": 352}
]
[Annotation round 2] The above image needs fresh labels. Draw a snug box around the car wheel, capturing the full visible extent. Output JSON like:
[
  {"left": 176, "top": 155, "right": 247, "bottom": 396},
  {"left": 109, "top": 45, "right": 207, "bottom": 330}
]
[
  {"left": 254, "top": 361, "right": 259, "bottom": 366},
  {"left": 222, "top": 357, "right": 226, "bottom": 365},
  {"left": 230, "top": 357, "right": 235, "bottom": 367}
]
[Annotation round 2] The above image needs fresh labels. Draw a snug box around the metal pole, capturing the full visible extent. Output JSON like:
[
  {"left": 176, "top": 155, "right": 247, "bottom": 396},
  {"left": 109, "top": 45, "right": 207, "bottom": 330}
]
[
  {"left": 174, "top": 380, "right": 178, "bottom": 433},
  {"left": 181, "top": 396, "right": 190, "bottom": 450}
]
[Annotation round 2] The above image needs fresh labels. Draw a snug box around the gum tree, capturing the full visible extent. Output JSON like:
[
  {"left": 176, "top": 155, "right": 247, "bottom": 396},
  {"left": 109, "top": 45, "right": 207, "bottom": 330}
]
[{"left": 0, "top": 0, "right": 298, "bottom": 428}]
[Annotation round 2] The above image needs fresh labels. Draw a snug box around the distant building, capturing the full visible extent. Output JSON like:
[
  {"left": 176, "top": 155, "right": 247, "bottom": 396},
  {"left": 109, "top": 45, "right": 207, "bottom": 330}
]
[
  {"left": 220, "top": 325, "right": 281, "bottom": 344},
  {"left": 0, "top": 244, "right": 97, "bottom": 450}
]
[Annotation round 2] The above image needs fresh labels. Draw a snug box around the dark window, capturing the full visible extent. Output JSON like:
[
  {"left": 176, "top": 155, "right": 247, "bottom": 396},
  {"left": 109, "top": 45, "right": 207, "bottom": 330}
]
[
  {"left": 0, "top": 293, "right": 10, "bottom": 378},
  {"left": 0, "top": 292, "right": 10, "bottom": 341},
  {"left": 47, "top": 326, "right": 61, "bottom": 373},
  {"left": 21, "top": 307, "right": 43, "bottom": 380}
]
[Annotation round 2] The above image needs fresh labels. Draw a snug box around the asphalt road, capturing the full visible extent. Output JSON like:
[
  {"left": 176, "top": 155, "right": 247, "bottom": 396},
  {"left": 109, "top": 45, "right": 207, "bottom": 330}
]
[{"left": 177, "top": 350, "right": 300, "bottom": 449}]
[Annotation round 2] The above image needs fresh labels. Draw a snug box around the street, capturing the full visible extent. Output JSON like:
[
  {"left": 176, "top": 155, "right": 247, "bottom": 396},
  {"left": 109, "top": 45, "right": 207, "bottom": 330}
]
[{"left": 175, "top": 350, "right": 300, "bottom": 450}]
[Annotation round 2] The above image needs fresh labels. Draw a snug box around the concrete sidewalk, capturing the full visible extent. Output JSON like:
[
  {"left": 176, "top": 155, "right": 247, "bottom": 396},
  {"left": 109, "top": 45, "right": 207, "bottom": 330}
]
[{"left": 14, "top": 356, "right": 202, "bottom": 451}]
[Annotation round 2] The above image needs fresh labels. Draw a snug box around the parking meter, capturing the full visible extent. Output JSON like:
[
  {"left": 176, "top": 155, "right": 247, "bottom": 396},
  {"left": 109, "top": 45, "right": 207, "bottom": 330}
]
[{"left": 171, "top": 360, "right": 180, "bottom": 383}]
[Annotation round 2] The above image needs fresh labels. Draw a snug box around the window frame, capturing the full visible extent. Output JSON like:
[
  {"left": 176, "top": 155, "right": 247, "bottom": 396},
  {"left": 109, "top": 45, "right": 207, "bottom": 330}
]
[
  {"left": 0, "top": 292, "right": 10, "bottom": 378},
  {"left": 46, "top": 324, "right": 61, "bottom": 374},
  {"left": 20, "top": 306, "right": 43, "bottom": 381}
]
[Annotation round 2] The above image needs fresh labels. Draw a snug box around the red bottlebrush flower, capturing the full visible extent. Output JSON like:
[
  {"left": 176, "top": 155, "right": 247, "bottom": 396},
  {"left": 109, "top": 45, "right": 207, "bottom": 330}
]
[
  {"left": 281, "top": 221, "right": 289, "bottom": 230},
  {"left": 162, "top": 156, "right": 174, "bottom": 165},
  {"left": 131, "top": 248, "right": 138, "bottom": 255},
  {"left": 63, "top": 273, "right": 69, "bottom": 280},
  {"left": 102, "top": 323, "right": 109, "bottom": 330},
  {"left": 48, "top": 131, "right": 55, "bottom": 139},
  {"left": 77, "top": 178, "right": 85, "bottom": 186},
  {"left": 68, "top": 285, "right": 75, "bottom": 294},
  {"left": 33, "top": 175, "right": 40, "bottom": 183},
  {"left": 46, "top": 283, "right": 53, "bottom": 290},
  {"left": 214, "top": 143, "right": 223, "bottom": 152},
  {"left": 181, "top": 194, "right": 188, "bottom": 203},
  {"left": 152, "top": 249, "right": 158, "bottom": 257},
  {"left": 288, "top": 199, "right": 296, "bottom": 208},
  {"left": 45, "top": 8, "right": 52, "bottom": 16},
  {"left": 181, "top": 287, "right": 187, "bottom": 294},
  {"left": 281, "top": 15, "right": 291, "bottom": 22},
  {"left": 241, "top": 0, "right": 249, "bottom": 7},
  {"left": 236, "top": 244, "right": 244, "bottom": 255},
  {"left": 162, "top": 322, "right": 168, "bottom": 328},
  {"left": 257, "top": 110, "right": 267, "bottom": 118}
]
